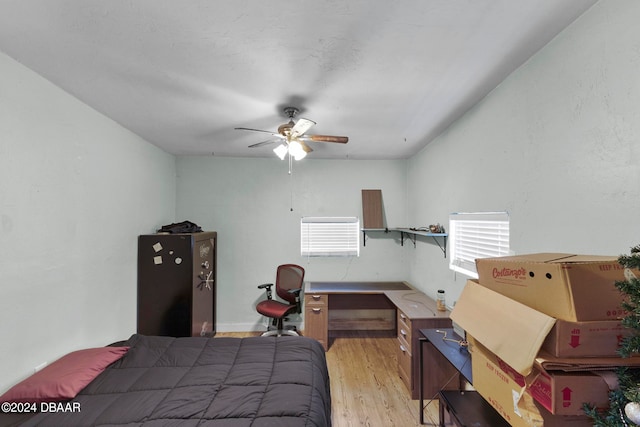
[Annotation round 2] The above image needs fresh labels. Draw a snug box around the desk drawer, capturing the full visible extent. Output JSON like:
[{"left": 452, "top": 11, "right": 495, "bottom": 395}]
[
  {"left": 305, "top": 294, "right": 327, "bottom": 306},
  {"left": 397, "top": 309, "right": 412, "bottom": 346},
  {"left": 397, "top": 331, "right": 411, "bottom": 354},
  {"left": 397, "top": 338, "right": 412, "bottom": 390},
  {"left": 304, "top": 306, "right": 328, "bottom": 351},
  {"left": 397, "top": 324, "right": 412, "bottom": 348}
]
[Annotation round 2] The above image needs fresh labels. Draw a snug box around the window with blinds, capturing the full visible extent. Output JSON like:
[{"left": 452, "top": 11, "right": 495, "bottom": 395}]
[
  {"left": 449, "top": 212, "right": 510, "bottom": 278},
  {"left": 301, "top": 217, "right": 360, "bottom": 257}
]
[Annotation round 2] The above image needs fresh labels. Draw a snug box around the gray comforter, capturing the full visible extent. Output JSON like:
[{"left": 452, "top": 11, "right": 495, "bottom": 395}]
[{"left": 10, "top": 334, "right": 331, "bottom": 427}]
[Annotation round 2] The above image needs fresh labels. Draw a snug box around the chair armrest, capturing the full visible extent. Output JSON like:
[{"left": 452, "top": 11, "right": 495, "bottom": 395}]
[
  {"left": 258, "top": 283, "right": 273, "bottom": 300},
  {"left": 287, "top": 289, "right": 302, "bottom": 313}
]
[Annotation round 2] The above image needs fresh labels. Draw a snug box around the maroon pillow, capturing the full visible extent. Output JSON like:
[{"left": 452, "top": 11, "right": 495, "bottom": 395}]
[{"left": 0, "top": 346, "right": 129, "bottom": 403}]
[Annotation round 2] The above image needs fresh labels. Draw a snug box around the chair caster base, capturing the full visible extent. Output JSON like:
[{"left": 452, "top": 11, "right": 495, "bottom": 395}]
[{"left": 261, "top": 329, "right": 300, "bottom": 337}]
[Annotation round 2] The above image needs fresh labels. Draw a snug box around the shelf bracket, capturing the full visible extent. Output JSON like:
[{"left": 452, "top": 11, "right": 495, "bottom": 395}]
[
  {"left": 362, "top": 228, "right": 391, "bottom": 247},
  {"left": 401, "top": 230, "right": 447, "bottom": 258},
  {"left": 400, "top": 231, "right": 416, "bottom": 248},
  {"left": 431, "top": 235, "right": 447, "bottom": 258}
]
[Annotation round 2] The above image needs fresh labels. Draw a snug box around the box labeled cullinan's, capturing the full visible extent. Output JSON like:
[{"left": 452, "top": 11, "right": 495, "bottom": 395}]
[
  {"left": 542, "top": 319, "right": 630, "bottom": 357},
  {"left": 475, "top": 253, "right": 636, "bottom": 321}
]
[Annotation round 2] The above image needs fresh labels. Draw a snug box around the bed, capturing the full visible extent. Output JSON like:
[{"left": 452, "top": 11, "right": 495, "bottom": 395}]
[{"left": 0, "top": 334, "right": 331, "bottom": 427}]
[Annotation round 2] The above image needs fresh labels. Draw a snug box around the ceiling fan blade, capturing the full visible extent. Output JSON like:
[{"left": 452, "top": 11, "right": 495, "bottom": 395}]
[
  {"left": 298, "top": 140, "right": 314, "bottom": 153},
  {"left": 235, "top": 127, "right": 282, "bottom": 138},
  {"left": 304, "top": 134, "right": 349, "bottom": 144},
  {"left": 290, "top": 118, "right": 316, "bottom": 138},
  {"left": 248, "top": 139, "right": 279, "bottom": 148}
]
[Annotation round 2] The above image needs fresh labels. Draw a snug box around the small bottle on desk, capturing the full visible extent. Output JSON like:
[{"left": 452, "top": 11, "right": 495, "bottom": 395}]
[{"left": 436, "top": 289, "right": 446, "bottom": 311}]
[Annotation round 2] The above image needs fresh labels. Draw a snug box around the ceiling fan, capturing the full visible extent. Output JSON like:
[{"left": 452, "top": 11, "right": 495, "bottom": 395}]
[{"left": 235, "top": 107, "right": 348, "bottom": 160}]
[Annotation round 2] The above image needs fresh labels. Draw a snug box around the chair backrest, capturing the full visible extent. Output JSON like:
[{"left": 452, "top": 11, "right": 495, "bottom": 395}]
[{"left": 276, "top": 264, "right": 305, "bottom": 304}]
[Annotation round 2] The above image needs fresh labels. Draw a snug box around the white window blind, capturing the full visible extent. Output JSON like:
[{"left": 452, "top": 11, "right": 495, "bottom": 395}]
[
  {"left": 301, "top": 217, "right": 360, "bottom": 257},
  {"left": 449, "top": 212, "right": 510, "bottom": 278}
]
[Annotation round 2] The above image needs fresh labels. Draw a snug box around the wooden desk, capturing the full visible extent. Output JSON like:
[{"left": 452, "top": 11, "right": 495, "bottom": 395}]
[{"left": 303, "top": 281, "right": 452, "bottom": 399}]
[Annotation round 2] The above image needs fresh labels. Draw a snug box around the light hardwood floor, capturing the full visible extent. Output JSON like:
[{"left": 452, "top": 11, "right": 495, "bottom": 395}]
[{"left": 216, "top": 331, "right": 442, "bottom": 426}]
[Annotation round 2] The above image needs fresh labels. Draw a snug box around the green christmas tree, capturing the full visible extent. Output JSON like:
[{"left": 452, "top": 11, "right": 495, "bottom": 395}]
[{"left": 584, "top": 245, "right": 640, "bottom": 426}]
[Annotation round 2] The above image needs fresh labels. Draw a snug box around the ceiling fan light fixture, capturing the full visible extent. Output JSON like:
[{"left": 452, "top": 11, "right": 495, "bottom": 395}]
[
  {"left": 273, "top": 144, "right": 288, "bottom": 160},
  {"left": 238, "top": 106, "right": 348, "bottom": 161},
  {"left": 289, "top": 140, "right": 307, "bottom": 160}
]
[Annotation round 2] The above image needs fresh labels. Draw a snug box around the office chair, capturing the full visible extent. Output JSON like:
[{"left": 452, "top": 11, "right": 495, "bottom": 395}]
[{"left": 256, "top": 264, "right": 305, "bottom": 337}]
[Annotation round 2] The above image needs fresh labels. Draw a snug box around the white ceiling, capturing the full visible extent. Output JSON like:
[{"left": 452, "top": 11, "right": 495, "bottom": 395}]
[{"left": 0, "top": 1, "right": 597, "bottom": 160}]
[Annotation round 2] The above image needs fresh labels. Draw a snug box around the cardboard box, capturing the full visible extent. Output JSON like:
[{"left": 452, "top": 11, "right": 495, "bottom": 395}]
[
  {"left": 469, "top": 336, "right": 602, "bottom": 423},
  {"left": 451, "top": 280, "right": 639, "bottom": 418},
  {"left": 542, "top": 319, "right": 630, "bottom": 357},
  {"left": 451, "top": 281, "right": 640, "bottom": 373},
  {"left": 450, "top": 279, "right": 555, "bottom": 375},
  {"left": 535, "top": 348, "right": 640, "bottom": 372},
  {"left": 475, "top": 253, "right": 634, "bottom": 321},
  {"left": 528, "top": 369, "right": 616, "bottom": 415}
]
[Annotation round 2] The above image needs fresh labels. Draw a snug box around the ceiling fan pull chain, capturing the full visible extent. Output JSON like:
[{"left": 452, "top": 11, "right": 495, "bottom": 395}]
[{"left": 290, "top": 167, "right": 294, "bottom": 212}]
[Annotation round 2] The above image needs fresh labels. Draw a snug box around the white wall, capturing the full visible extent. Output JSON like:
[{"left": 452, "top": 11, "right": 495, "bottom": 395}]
[
  {"left": 407, "top": 0, "right": 640, "bottom": 305},
  {"left": 176, "top": 156, "right": 408, "bottom": 331},
  {"left": 0, "top": 51, "right": 176, "bottom": 393}
]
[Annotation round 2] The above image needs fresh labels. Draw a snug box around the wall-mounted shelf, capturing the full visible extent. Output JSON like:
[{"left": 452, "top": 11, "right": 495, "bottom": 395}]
[{"left": 361, "top": 227, "right": 448, "bottom": 258}]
